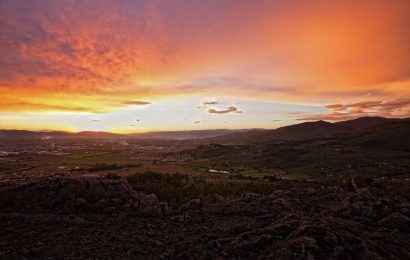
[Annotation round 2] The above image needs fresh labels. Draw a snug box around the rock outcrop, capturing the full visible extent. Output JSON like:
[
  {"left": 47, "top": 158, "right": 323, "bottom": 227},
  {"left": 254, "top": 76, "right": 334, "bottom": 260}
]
[
  {"left": 2, "top": 176, "right": 168, "bottom": 216},
  {"left": 1, "top": 181, "right": 409, "bottom": 259}
]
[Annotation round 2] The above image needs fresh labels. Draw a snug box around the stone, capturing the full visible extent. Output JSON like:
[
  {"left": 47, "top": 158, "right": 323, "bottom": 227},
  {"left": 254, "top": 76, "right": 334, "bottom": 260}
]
[
  {"left": 140, "top": 194, "right": 162, "bottom": 217},
  {"left": 159, "top": 202, "right": 171, "bottom": 216},
  {"left": 210, "top": 194, "right": 225, "bottom": 204},
  {"left": 180, "top": 199, "right": 201, "bottom": 211},
  {"left": 241, "top": 193, "right": 260, "bottom": 202}
]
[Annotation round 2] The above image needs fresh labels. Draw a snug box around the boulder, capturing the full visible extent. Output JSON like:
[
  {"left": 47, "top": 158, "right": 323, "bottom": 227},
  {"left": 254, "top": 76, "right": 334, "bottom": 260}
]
[
  {"left": 140, "top": 194, "right": 163, "bottom": 217},
  {"left": 210, "top": 194, "right": 225, "bottom": 204},
  {"left": 336, "top": 192, "right": 395, "bottom": 224},
  {"left": 159, "top": 202, "right": 171, "bottom": 216},
  {"left": 180, "top": 199, "right": 201, "bottom": 211},
  {"left": 241, "top": 193, "right": 261, "bottom": 202}
]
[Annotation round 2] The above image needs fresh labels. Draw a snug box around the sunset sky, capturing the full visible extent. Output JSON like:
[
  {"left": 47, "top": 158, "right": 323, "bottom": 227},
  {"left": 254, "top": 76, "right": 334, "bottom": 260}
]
[{"left": 1, "top": 0, "right": 409, "bottom": 133}]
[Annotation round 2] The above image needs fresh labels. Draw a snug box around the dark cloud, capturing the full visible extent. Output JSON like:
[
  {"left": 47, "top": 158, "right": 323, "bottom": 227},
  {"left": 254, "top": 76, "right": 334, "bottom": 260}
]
[{"left": 208, "top": 106, "right": 239, "bottom": 114}]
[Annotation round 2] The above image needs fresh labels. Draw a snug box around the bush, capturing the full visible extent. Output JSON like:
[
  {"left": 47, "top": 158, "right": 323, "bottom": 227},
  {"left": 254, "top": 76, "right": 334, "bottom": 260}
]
[
  {"left": 126, "top": 171, "right": 280, "bottom": 208},
  {"left": 338, "top": 172, "right": 372, "bottom": 190},
  {"left": 89, "top": 163, "right": 122, "bottom": 171}
]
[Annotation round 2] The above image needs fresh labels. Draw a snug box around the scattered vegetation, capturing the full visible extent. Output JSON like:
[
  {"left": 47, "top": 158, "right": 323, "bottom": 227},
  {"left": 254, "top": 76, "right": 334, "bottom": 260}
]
[
  {"left": 89, "top": 163, "right": 140, "bottom": 172},
  {"left": 126, "top": 171, "right": 297, "bottom": 208}
]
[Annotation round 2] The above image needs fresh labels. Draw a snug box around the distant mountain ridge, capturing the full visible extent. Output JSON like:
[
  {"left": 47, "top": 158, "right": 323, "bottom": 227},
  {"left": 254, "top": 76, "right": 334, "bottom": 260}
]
[
  {"left": 208, "top": 116, "right": 410, "bottom": 144},
  {"left": 259, "top": 120, "right": 351, "bottom": 140},
  {"left": 0, "top": 128, "right": 251, "bottom": 140},
  {"left": 0, "top": 116, "right": 408, "bottom": 141},
  {"left": 208, "top": 120, "right": 351, "bottom": 143}
]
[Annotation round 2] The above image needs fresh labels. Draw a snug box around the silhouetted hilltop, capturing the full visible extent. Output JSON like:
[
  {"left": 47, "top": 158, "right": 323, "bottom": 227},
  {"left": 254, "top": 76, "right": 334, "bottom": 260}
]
[
  {"left": 335, "top": 116, "right": 409, "bottom": 129},
  {"left": 129, "top": 129, "right": 252, "bottom": 140},
  {"left": 209, "top": 116, "right": 410, "bottom": 144},
  {"left": 209, "top": 120, "right": 351, "bottom": 143},
  {"left": 261, "top": 120, "right": 351, "bottom": 140}
]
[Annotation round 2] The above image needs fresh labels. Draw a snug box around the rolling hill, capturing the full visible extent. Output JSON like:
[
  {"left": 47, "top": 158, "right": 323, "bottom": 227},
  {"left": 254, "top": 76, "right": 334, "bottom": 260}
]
[
  {"left": 208, "top": 117, "right": 410, "bottom": 144},
  {"left": 339, "top": 121, "right": 410, "bottom": 151},
  {"left": 0, "top": 129, "right": 248, "bottom": 140},
  {"left": 1, "top": 116, "right": 408, "bottom": 142},
  {"left": 334, "top": 116, "right": 408, "bottom": 129},
  {"left": 209, "top": 120, "right": 352, "bottom": 144}
]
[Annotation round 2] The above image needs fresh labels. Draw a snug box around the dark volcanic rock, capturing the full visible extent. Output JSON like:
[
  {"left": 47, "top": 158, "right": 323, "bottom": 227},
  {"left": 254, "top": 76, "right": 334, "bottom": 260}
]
[
  {"left": 0, "top": 181, "right": 409, "bottom": 259},
  {"left": 180, "top": 198, "right": 201, "bottom": 211},
  {"left": 378, "top": 212, "right": 410, "bottom": 231},
  {"left": 0, "top": 213, "right": 88, "bottom": 225},
  {"left": 2, "top": 176, "right": 167, "bottom": 216},
  {"left": 139, "top": 194, "right": 163, "bottom": 217},
  {"left": 336, "top": 191, "right": 407, "bottom": 226}
]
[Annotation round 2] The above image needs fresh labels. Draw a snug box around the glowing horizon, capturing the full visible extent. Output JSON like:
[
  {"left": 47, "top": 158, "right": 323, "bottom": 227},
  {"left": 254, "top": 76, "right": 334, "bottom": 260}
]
[{"left": 1, "top": 0, "right": 409, "bottom": 132}]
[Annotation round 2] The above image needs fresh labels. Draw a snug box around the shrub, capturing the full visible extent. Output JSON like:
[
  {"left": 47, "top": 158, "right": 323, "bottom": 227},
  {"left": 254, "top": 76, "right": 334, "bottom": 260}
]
[
  {"left": 89, "top": 163, "right": 122, "bottom": 171},
  {"left": 126, "top": 171, "right": 281, "bottom": 208}
]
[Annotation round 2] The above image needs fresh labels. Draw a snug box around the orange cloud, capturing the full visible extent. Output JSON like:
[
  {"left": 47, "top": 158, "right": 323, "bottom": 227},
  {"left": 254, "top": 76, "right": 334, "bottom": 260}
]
[{"left": 0, "top": 0, "right": 409, "bottom": 117}]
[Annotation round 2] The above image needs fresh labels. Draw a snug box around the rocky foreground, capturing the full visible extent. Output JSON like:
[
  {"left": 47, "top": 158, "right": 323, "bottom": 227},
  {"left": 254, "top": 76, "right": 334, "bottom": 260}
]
[{"left": 0, "top": 176, "right": 409, "bottom": 259}]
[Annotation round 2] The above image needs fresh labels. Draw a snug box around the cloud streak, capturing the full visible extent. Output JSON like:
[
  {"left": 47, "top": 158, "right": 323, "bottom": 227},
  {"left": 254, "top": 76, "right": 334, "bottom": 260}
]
[
  {"left": 122, "top": 101, "right": 151, "bottom": 106},
  {"left": 203, "top": 101, "right": 220, "bottom": 105},
  {"left": 326, "top": 99, "right": 410, "bottom": 115},
  {"left": 298, "top": 99, "right": 410, "bottom": 121}
]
